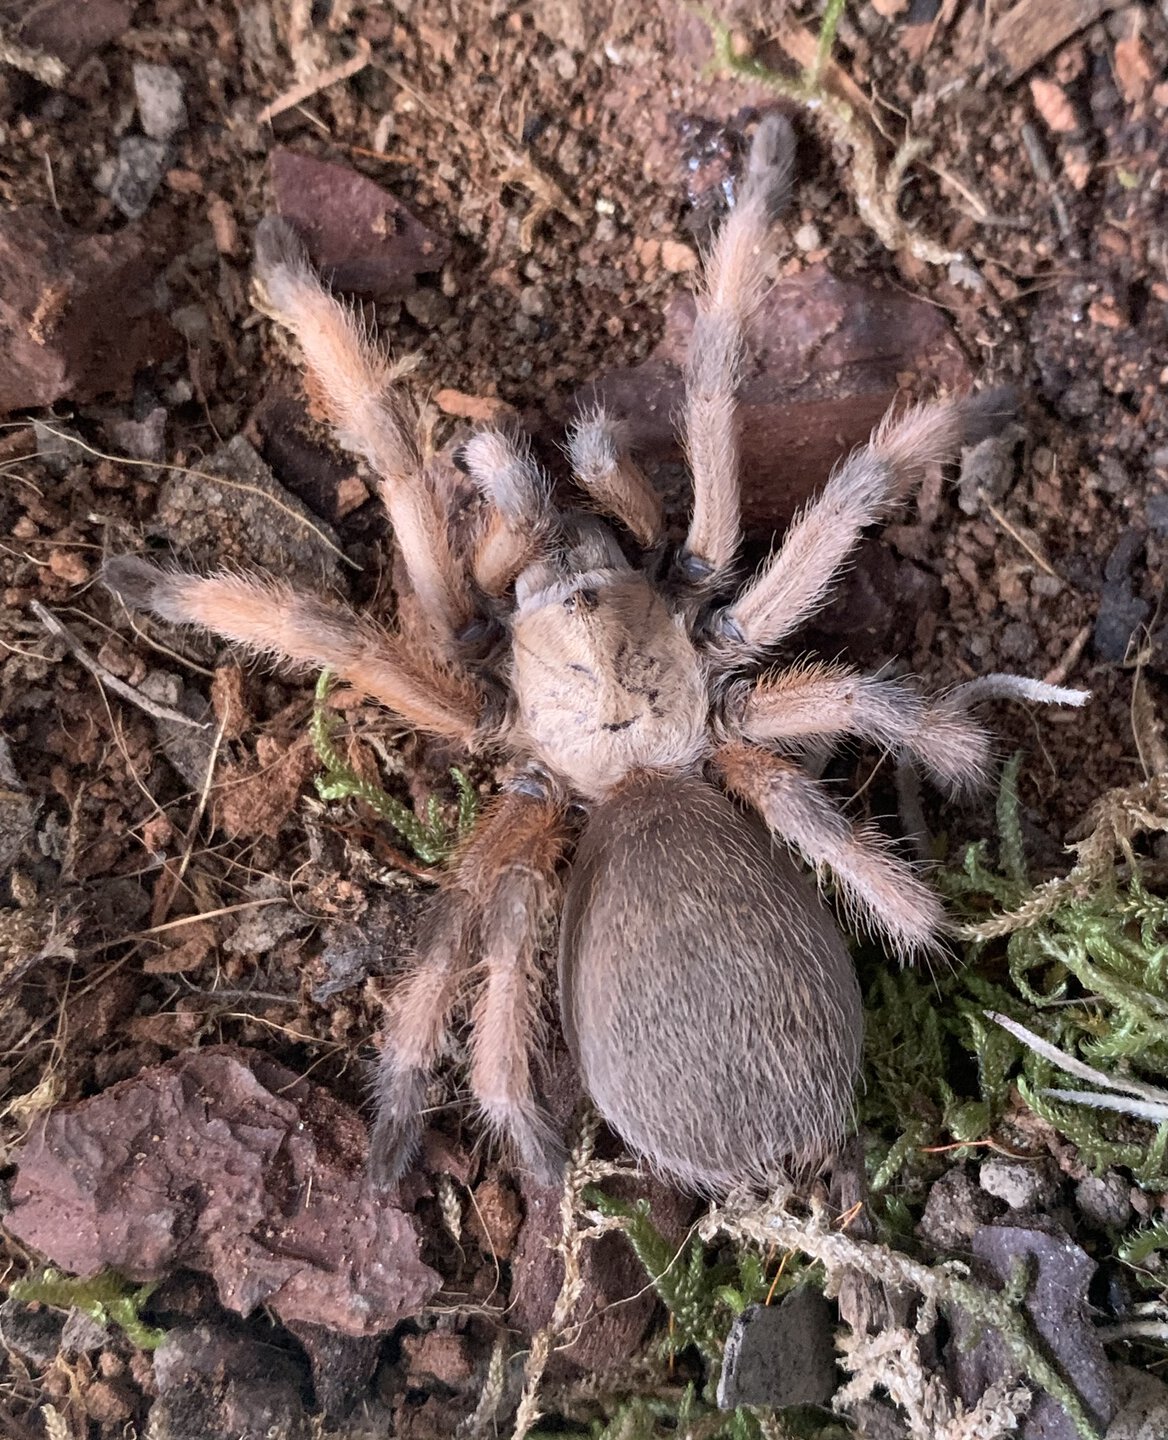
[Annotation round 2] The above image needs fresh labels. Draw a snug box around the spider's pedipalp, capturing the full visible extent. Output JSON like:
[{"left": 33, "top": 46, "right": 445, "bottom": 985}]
[
  {"left": 717, "top": 392, "right": 1013, "bottom": 659},
  {"left": 567, "top": 409, "right": 664, "bottom": 549},
  {"left": 461, "top": 429, "right": 554, "bottom": 596},
  {"left": 732, "top": 661, "right": 992, "bottom": 795},
  {"left": 253, "top": 216, "right": 474, "bottom": 650},
  {"left": 681, "top": 114, "right": 796, "bottom": 582},
  {"left": 102, "top": 557, "right": 484, "bottom": 745},
  {"left": 715, "top": 740, "right": 946, "bottom": 958}
]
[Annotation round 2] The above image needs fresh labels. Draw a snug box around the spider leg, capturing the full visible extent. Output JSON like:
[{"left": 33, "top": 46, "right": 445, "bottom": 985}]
[
  {"left": 713, "top": 389, "right": 1015, "bottom": 658},
  {"left": 102, "top": 558, "right": 484, "bottom": 745},
  {"left": 467, "top": 792, "right": 569, "bottom": 1184},
  {"left": 680, "top": 114, "right": 796, "bottom": 583},
  {"left": 370, "top": 894, "right": 477, "bottom": 1187},
  {"left": 715, "top": 740, "right": 945, "bottom": 957},
  {"left": 728, "top": 661, "right": 992, "bottom": 795},
  {"left": 460, "top": 429, "right": 554, "bottom": 597},
  {"left": 253, "top": 216, "right": 475, "bottom": 651},
  {"left": 369, "top": 789, "right": 568, "bottom": 1187},
  {"left": 567, "top": 409, "right": 664, "bottom": 549}
]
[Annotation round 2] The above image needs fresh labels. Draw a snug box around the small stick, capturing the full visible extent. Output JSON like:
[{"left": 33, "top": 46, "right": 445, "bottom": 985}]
[
  {"left": 1043, "top": 624, "right": 1091, "bottom": 687},
  {"left": 257, "top": 38, "right": 372, "bottom": 125},
  {"left": 31, "top": 602, "right": 210, "bottom": 730},
  {"left": 977, "top": 488, "right": 1062, "bottom": 579}
]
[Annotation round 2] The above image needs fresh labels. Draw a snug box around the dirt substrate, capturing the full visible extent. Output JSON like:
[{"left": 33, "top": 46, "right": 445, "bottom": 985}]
[{"left": 0, "top": 1, "right": 1166, "bottom": 1437}]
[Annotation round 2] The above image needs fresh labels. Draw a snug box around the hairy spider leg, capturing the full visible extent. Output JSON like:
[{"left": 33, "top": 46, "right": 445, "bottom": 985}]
[
  {"left": 253, "top": 215, "right": 475, "bottom": 654},
  {"left": 371, "top": 789, "right": 568, "bottom": 1186},
  {"left": 730, "top": 661, "right": 992, "bottom": 795},
  {"left": 717, "top": 391, "right": 1015, "bottom": 658},
  {"left": 101, "top": 558, "right": 483, "bottom": 745},
  {"left": 680, "top": 113, "right": 796, "bottom": 583},
  {"left": 715, "top": 740, "right": 946, "bottom": 957}
]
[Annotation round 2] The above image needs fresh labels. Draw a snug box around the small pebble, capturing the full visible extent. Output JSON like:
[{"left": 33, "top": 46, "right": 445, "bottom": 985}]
[
  {"left": 1075, "top": 1174, "right": 1133, "bottom": 1230},
  {"left": 793, "top": 222, "right": 822, "bottom": 252},
  {"left": 660, "top": 240, "right": 698, "bottom": 274},
  {"left": 1000, "top": 620, "right": 1038, "bottom": 662},
  {"left": 98, "top": 136, "right": 168, "bottom": 219},
  {"left": 979, "top": 1157, "right": 1057, "bottom": 1211},
  {"left": 133, "top": 62, "right": 187, "bottom": 141},
  {"left": 403, "top": 288, "right": 450, "bottom": 328}
]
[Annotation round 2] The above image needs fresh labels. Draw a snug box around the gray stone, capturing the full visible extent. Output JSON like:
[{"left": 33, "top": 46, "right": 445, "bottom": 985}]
[
  {"left": 1075, "top": 1174, "right": 1133, "bottom": 1231},
  {"left": 979, "top": 1157, "right": 1058, "bottom": 1211},
  {"left": 1093, "top": 529, "right": 1149, "bottom": 663},
  {"left": 0, "top": 1297, "right": 64, "bottom": 1367},
  {"left": 957, "top": 428, "right": 1020, "bottom": 516},
  {"left": 950, "top": 1225, "right": 1116, "bottom": 1440},
  {"left": 150, "top": 1326, "right": 308, "bottom": 1440},
  {"left": 133, "top": 62, "right": 187, "bottom": 141},
  {"left": 717, "top": 1288, "right": 837, "bottom": 1410},
  {"left": 1105, "top": 1365, "right": 1168, "bottom": 1439},
  {"left": 99, "top": 135, "right": 169, "bottom": 220},
  {"left": 918, "top": 1166, "right": 1000, "bottom": 1251}
]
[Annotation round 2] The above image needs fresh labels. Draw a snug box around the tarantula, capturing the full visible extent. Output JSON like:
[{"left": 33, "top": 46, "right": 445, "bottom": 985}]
[{"left": 104, "top": 116, "right": 1086, "bottom": 1194}]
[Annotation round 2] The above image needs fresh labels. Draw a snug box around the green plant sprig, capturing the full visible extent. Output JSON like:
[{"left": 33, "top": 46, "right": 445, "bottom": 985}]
[
  {"left": 10, "top": 1268, "right": 166, "bottom": 1351},
  {"left": 310, "top": 669, "right": 478, "bottom": 865}
]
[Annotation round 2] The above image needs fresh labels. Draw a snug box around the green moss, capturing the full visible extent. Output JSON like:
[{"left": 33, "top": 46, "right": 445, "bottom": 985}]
[
  {"left": 10, "top": 1268, "right": 166, "bottom": 1351},
  {"left": 310, "top": 669, "right": 477, "bottom": 865}
]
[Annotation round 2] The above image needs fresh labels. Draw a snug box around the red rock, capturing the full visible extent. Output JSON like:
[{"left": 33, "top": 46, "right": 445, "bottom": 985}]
[
  {"left": 465, "top": 1176, "right": 522, "bottom": 1261},
  {"left": 1029, "top": 76, "right": 1080, "bottom": 134},
  {"left": 0, "top": 209, "right": 176, "bottom": 414},
  {"left": 588, "top": 264, "right": 972, "bottom": 536},
  {"left": 1114, "top": 27, "right": 1154, "bottom": 105},
  {"left": 5, "top": 1047, "right": 440, "bottom": 1337},
  {"left": 269, "top": 150, "right": 450, "bottom": 302},
  {"left": 400, "top": 1331, "right": 475, "bottom": 1389},
  {"left": 17, "top": 0, "right": 133, "bottom": 68}
]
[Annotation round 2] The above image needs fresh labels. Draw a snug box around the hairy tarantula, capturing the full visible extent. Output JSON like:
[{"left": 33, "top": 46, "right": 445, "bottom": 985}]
[{"left": 104, "top": 116, "right": 1087, "bottom": 1194}]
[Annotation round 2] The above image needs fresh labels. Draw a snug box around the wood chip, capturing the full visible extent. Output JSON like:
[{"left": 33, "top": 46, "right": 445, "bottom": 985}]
[
  {"left": 432, "top": 388, "right": 517, "bottom": 423},
  {"left": 990, "top": 0, "right": 1126, "bottom": 80},
  {"left": 1029, "top": 77, "right": 1079, "bottom": 134},
  {"left": 1114, "top": 27, "right": 1154, "bottom": 105}
]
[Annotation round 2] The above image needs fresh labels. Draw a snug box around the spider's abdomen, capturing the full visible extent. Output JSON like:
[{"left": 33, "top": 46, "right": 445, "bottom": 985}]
[{"left": 559, "top": 773, "right": 862, "bottom": 1193}]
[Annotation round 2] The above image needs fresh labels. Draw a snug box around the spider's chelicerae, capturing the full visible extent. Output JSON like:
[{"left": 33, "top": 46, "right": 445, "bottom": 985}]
[{"left": 104, "top": 117, "right": 1087, "bottom": 1194}]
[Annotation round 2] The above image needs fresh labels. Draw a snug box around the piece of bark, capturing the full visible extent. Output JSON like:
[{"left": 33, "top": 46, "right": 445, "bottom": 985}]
[{"left": 990, "top": 0, "right": 1127, "bottom": 79}]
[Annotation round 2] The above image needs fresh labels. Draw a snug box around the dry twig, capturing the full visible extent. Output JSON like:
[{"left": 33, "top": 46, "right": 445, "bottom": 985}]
[{"left": 31, "top": 602, "right": 209, "bottom": 730}]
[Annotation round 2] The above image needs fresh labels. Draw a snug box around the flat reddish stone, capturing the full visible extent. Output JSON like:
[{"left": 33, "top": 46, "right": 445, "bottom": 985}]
[
  {"left": 5, "top": 1047, "right": 440, "bottom": 1337},
  {"left": 269, "top": 149, "right": 450, "bottom": 301},
  {"left": 588, "top": 264, "right": 973, "bottom": 535},
  {"left": 0, "top": 208, "right": 176, "bottom": 414}
]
